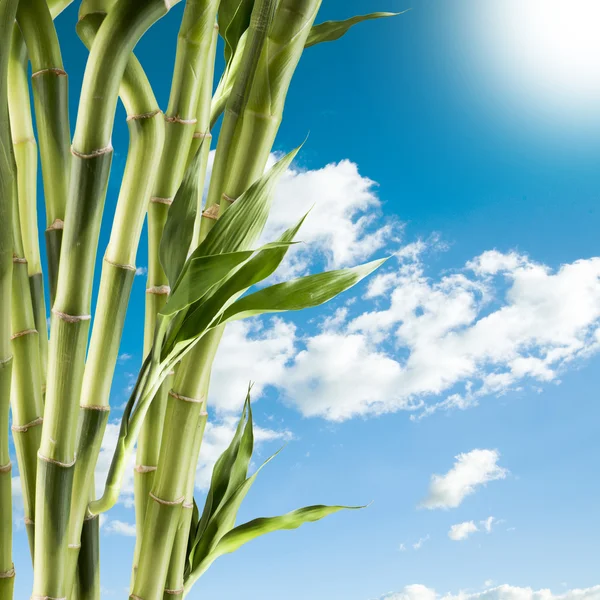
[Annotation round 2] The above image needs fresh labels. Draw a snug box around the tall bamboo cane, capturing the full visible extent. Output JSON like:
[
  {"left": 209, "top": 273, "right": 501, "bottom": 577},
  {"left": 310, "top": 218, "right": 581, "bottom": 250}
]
[
  {"left": 16, "top": 0, "right": 71, "bottom": 301},
  {"left": 0, "top": 0, "right": 19, "bottom": 594},
  {"left": 32, "top": 1, "right": 180, "bottom": 597},
  {"left": 134, "top": 0, "right": 221, "bottom": 570},
  {"left": 9, "top": 162, "right": 44, "bottom": 557},
  {"left": 62, "top": 4, "right": 165, "bottom": 596},
  {"left": 8, "top": 27, "right": 48, "bottom": 398}
]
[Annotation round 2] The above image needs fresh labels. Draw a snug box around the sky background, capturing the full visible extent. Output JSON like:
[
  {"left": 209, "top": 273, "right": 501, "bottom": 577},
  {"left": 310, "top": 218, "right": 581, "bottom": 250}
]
[{"left": 10, "top": 0, "right": 600, "bottom": 598}]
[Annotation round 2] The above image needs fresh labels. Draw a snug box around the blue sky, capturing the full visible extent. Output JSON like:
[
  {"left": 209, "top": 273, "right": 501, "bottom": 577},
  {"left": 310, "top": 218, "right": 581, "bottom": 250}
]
[{"left": 11, "top": 1, "right": 600, "bottom": 598}]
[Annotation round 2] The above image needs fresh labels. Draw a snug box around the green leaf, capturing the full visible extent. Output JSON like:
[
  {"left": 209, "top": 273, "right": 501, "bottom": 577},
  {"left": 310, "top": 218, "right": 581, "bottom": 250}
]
[
  {"left": 196, "top": 146, "right": 300, "bottom": 258},
  {"left": 159, "top": 142, "right": 207, "bottom": 286},
  {"left": 305, "top": 12, "right": 403, "bottom": 48},
  {"left": 159, "top": 250, "right": 254, "bottom": 316},
  {"left": 214, "top": 504, "right": 362, "bottom": 555},
  {"left": 220, "top": 257, "right": 388, "bottom": 323},
  {"left": 173, "top": 212, "right": 309, "bottom": 347},
  {"left": 218, "top": 0, "right": 254, "bottom": 63}
]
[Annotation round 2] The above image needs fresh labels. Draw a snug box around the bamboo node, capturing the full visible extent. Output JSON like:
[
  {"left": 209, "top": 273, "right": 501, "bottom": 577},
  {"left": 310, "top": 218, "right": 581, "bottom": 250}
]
[
  {"left": 193, "top": 131, "right": 212, "bottom": 139},
  {"left": 164, "top": 589, "right": 184, "bottom": 595},
  {"left": 134, "top": 465, "right": 157, "bottom": 473},
  {"left": 52, "top": 309, "right": 91, "bottom": 323},
  {"left": 31, "top": 67, "right": 67, "bottom": 78},
  {"left": 130, "top": 596, "right": 144, "bottom": 600},
  {"left": 0, "top": 565, "right": 14, "bottom": 579},
  {"left": 24, "top": 517, "right": 34, "bottom": 526},
  {"left": 68, "top": 543, "right": 81, "bottom": 549},
  {"left": 222, "top": 193, "right": 237, "bottom": 204},
  {"left": 47, "top": 219, "right": 64, "bottom": 231},
  {"left": 13, "top": 254, "right": 27, "bottom": 264},
  {"left": 37, "top": 451, "right": 76, "bottom": 468},
  {"left": 126, "top": 109, "right": 161, "bottom": 122},
  {"left": 149, "top": 492, "right": 185, "bottom": 506},
  {"left": 168, "top": 390, "right": 205, "bottom": 404},
  {"left": 11, "top": 328, "right": 38, "bottom": 340},
  {"left": 13, "top": 136, "right": 36, "bottom": 146},
  {"left": 31, "top": 596, "right": 67, "bottom": 600},
  {"left": 0, "top": 355, "right": 13, "bottom": 367},
  {"left": 199, "top": 410, "right": 209, "bottom": 417},
  {"left": 12, "top": 417, "right": 43, "bottom": 433},
  {"left": 150, "top": 196, "right": 173, "bottom": 206},
  {"left": 202, "top": 204, "right": 220, "bottom": 221},
  {"left": 0, "top": 462, "right": 11, "bottom": 473},
  {"left": 81, "top": 404, "right": 111, "bottom": 412},
  {"left": 103, "top": 256, "right": 136, "bottom": 271},
  {"left": 146, "top": 285, "right": 170, "bottom": 295},
  {"left": 182, "top": 502, "right": 193, "bottom": 509},
  {"left": 71, "top": 144, "right": 113, "bottom": 159},
  {"left": 164, "top": 115, "right": 197, "bottom": 125}
]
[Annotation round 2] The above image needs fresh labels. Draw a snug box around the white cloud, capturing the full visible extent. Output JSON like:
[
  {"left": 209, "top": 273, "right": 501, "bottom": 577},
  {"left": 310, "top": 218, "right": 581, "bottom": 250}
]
[
  {"left": 104, "top": 519, "right": 136, "bottom": 537},
  {"left": 420, "top": 449, "right": 508, "bottom": 509},
  {"left": 448, "top": 521, "right": 479, "bottom": 541},
  {"left": 376, "top": 585, "right": 600, "bottom": 600},
  {"left": 135, "top": 266, "right": 147, "bottom": 276},
  {"left": 481, "top": 516, "right": 497, "bottom": 533},
  {"left": 218, "top": 247, "right": 600, "bottom": 422},
  {"left": 412, "top": 534, "right": 430, "bottom": 550},
  {"left": 378, "top": 584, "right": 437, "bottom": 600}
]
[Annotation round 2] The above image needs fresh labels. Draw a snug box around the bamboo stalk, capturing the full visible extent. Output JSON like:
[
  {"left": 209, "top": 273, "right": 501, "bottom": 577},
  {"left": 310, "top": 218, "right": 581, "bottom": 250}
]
[
  {"left": 134, "top": 0, "right": 220, "bottom": 570},
  {"left": 8, "top": 26, "right": 49, "bottom": 394},
  {"left": 132, "top": 330, "right": 221, "bottom": 600},
  {"left": 32, "top": 1, "right": 179, "bottom": 597},
  {"left": 0, "top": 0, "right": 20, "bottom": 595},
  {"left": 152, "top": 4, "right": 324, "bottom": 592},
  {"left": 162, "top": 393, "right": 209, "bottom": 600},
  {"left": 9, "top": 176, "right": 44, "bottom": 557},
  {"left": 61, "top": 8, "right": 165, "bottom": 597},
  {"left": 16, "top": 0, "right": 71, "bottom": 302}
]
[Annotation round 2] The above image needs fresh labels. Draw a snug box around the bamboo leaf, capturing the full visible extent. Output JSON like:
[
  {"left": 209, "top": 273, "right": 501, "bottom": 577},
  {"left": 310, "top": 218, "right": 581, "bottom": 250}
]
[
  {"left": 196, "top": 146, "right": 300, "bottom": 257},
  {"left": 173, "top": 212, "right": 309, "bottom": 347},
  {"left": 305, "top": 12, "right": 403, "bottom": 48},
  {"left": 220, "top": 257, "right": 388, "bottom": 323},
  {"left": 218, "top": 0, "right": 254, "bottom": 63},
  {"left": 214, "top": 504, "right": 362, "bottom": 555},
  {"left": 159, "top": 250, "right": 254, "bottom": 316},
  {"left": 159, "top": 144, "right": 206, "bottom": 286}
]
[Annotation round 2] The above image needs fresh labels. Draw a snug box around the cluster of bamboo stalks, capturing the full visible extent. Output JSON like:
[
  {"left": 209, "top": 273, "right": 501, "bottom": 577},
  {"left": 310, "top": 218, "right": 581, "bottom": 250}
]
[{"left": 0, "top": 0, "right": 398, "bottom": 598}]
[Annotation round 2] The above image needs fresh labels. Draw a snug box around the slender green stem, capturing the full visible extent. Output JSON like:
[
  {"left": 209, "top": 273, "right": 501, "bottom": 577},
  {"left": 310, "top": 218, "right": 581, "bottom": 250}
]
[
  {"left": 135, "top": 0, "right": 220, "bottom": 568},
  {"left": 33, "top": 1, "right": 179, "bottom": 597},
  {"left": 16, "top": 0, "right": 71, "bottom": 301},
  {"left": 132, "top": 330, "right": 221, "bottom": 600},
  {"left": 9, "top": 178, "right": 44, "bottom": 558},
  {"left": 0, "top": 0, "right": 20, "bottom": 595},
  {"left": 61, "top": 9, "right": 165, "bottom": 597},
  {"left": 8, "top": 26, "right": 48, "bottom": 397}
]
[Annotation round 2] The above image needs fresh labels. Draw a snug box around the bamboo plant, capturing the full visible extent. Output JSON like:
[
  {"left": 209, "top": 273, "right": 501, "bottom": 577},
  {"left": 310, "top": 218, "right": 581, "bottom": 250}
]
[{"left": 0, "top": 0, "right": 401, "bottom": 598}]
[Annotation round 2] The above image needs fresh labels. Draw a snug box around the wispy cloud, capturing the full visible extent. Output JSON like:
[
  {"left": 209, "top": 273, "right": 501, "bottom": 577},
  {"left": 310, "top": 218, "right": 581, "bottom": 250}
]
[{"left": 420, "top": 449, "right": 508, "bottom": 509}]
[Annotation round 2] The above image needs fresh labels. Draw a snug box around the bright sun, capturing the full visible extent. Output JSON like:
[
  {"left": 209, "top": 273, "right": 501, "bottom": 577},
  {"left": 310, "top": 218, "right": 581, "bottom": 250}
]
[{"left": 478, "top": 0, "right": 600, "bottom": 115}]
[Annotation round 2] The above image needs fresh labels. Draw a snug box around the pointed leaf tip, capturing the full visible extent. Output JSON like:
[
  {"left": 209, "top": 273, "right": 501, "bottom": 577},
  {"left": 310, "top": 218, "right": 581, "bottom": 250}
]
[{"left": 305, "top": 11, "right": 407, "bottom": 49}]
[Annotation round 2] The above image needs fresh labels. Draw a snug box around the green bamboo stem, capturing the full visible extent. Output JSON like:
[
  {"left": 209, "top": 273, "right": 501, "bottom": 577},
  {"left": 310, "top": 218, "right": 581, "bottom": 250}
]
[
  {"left": 16, "top": 0, "right": 71, "bottom": 302},
  {"left": 135, "top": 0, "right": 220, "bottom": 567},
  {"left": 132, "top": 330, "right": 221, "bottom": 600},
  {"left": 0, "top": 0, "right": 19, "bottom": 595},
  {"left": 200, "top": 0, "right": 278, "bottom": 240},
  {"left": 61, "top": 9, "right": 165, "bottom": 597},
  {"left": 8, "top": 26, "right": 49, "bottom": 397},
  {"left": 9, "top": 182, "right": 44, "bottom": 557},
  {"left": 163, "top": 407, "right": 208, "bottom": 600},
  {"left": 33, "top": 2, "right": 179, "bottom": 597}
]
